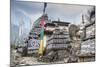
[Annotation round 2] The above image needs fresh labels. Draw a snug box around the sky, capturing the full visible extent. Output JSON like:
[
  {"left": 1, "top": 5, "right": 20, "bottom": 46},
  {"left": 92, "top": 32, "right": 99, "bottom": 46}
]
[{"left": 11, "top": 0, "right": 94, "bottom": 31}]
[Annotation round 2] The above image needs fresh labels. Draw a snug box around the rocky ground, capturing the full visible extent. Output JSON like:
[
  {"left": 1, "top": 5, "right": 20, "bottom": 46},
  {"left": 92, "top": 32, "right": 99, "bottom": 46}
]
[
  {"left": 10, "top": 49, "right": 49, "bottom": 67},
  {"left": 10, "top": 37, "right": 81, "bottom": 67}
]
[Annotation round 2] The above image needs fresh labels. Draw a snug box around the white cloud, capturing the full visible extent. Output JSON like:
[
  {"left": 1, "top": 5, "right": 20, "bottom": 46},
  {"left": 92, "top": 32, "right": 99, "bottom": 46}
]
[
  {"left": 15, "top": 1, "right": 94, "bottom": 24},
  {"left": 17, "top": 8, "right": 42, "bottom": 23}
]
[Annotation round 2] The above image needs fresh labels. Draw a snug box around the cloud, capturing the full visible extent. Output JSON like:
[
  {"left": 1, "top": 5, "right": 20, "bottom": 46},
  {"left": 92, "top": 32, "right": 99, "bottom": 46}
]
[
  {"left": 17, "top": 8, "right": 29, "bottom": 18},
  {"left": 16, "top": 8, "right": 42, "bottom": 24},
  {"left": 14, "top": 1, "right": 94, "bottom": 24},
  {"left": 45, "top": 3, "right": 93, "bottom": 22}
]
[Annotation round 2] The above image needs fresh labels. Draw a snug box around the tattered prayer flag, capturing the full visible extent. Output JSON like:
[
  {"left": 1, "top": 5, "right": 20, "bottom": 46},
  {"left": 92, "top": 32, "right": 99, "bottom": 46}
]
[
  {"left": 40, "top": 28, "right": 44, "bottom": 40},
  {"left": 39, "top": 17, "right": 45, "bottom": 27},
  {"left": 38, "top": 16, "right": 45, "bottom": 55}
]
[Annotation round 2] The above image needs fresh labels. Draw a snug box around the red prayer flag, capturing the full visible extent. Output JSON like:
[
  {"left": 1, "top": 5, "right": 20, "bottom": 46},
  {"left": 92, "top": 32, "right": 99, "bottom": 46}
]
[{"left": 39, "top": 17, "right": 45, "bottom": 27}]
